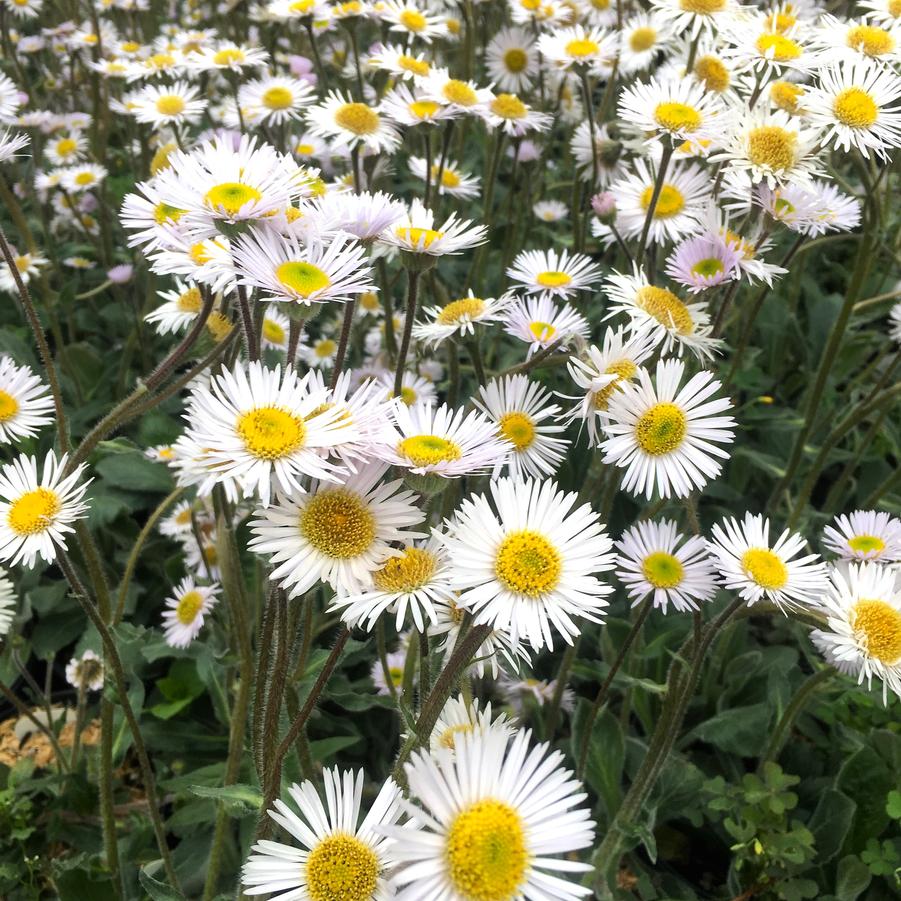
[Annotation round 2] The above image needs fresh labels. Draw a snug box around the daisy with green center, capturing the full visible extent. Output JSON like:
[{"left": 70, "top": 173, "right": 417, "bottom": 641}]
[
  {"left": 131, "top": 80, "right": 207, "bottom": 127},
  {"left": 413, "top": 290, "right": 512, "bottom": 346},
  {"left": 502, "top": 294, "right": 590, "bottom": 357},
  {"left": 161, "top": 577, "right": 219, "bottom": 648},
  {"left": 618, "top": 75, "right": 729, "bottom": 150},
  {"left": 242, "top": 768, "right": 403, "bottom": 901},
  {"left": 306, "top": 90, "right": 401, "bottom": 153},
  {"left": 537, "top": 24, "right": 617, "bottom": 73},
  {"left": 250, "top": 464, "right": 425, "bottom": 597},
  {"left": 0, "top": 569, "right": 14, "bottom": 638},
  {"left": 616, "top": 518, "right": 719, "bottom": 612},
  {"left": 600, "top": 358, "right": 735, "bottom": 499},
  {"left": 707, "top": 513, "right": 829, "bottom": 610},
  {"left": 563, "top": 326, "right": 657, "bottom": 446},
  {"left": 238, "top": 75, "right": 315, "bottom": 125},
  {"left": 231, "top": 229, "right": 374, "bottom": 306},
  {"left": 805, "top": 60, "right": 901, "bottom": 159},
  {"left": 332, "top": 535, "right": 454, "bottom": 631},
  {"left": 474, "top": 375, "right": 569, "bottom": 480},
  {"left": 378, "top": 0, "right": 447, "bottom": 42},
  {"left": 603, "top": 267, "right": 720, "bottom": 360},
  {"left": 182, "top": 361, "right": 358, "bottom": 507},
  {"left": 506, "top": 247, "right": 603, "bottom": 301},
  {"left": 390, "top": 728, "right": 595, "bottom": 900},
  {"left": 372, "top": 647, "right": 411, "bottom": 695},
  {"left": 64, "top": 649, "right": 104, "bottom": 692},
  {"left": 822, "top": 510, "right": 901, "bottom": 563},
  {"left": 665, "top": 233, "right": 743, "bottom": 293},
  {"left": 486, "top": 27, "right": 538, "bottom": 93},
  {"left": 0, "top": 356, "right": 54, "bottom": 445},
  {"left": 810, "top": 562, "right": 901, "bottom": 702},
  {"left": 408, "top": 156, "right": 480, "bottom": 198},
  {"left": 440, "top": 477, "right": 615, "bottom": 651},
  {"left": 376, "top": 401, "right": 511, "bottom": 478},
  {"left": 430, "top": 695, "right": 514, "bottom": 752},
  {"left": 0, "top": 452, "right": 90, "bottom": 568},
  {"left": 379, "top": 199, "right": 487, "bottom": 257}
]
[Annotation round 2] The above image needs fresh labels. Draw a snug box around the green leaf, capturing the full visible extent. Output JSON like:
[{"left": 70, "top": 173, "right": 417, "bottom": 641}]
[
  {"left": 886, "top": 789, "right": 901, "bottom": 820},
  {"left": 836, "top": 746, "right": 892, "bottom": 853},
  {"left": 570, "top": 700, "right": 624, "bottom": 818},
  {"left": 308, "top": 735, "right": 362, "bottom": 760},
  {"left": 684, "top": 704, "right": 771, "bottom": 756},
  {"left": 808, "top": 789, "right": 856, "bottom": 863},
  {"left": 188, "top": 783, "right": 263, "bottom": 813},
  {"left": 138, "top": 862, "right": 184, "bottom": 901},
  {"left": 835, "top": 855, "right": 872, "bottom": 900},
  {"left": 95, "top": 450, "right": 174, "bottom": 492}
]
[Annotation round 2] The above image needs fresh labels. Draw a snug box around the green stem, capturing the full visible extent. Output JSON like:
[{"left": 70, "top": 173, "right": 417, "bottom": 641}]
[
  {"left": 393, "top": 269, "right": 421, "bottom": 397},
  {"left": 635, "top": 143, "right": 673, "bottom": 264}
]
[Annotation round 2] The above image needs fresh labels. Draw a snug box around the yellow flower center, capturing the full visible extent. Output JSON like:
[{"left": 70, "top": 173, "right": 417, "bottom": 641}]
[
  {"left": 848, "top": 534, "right": 886, "bottom": 554},
  {"left": 236, "top": 406, "right": 305, "bottom": 459},
  {"left": 74, "top": 171, "right": 96, "bottom": 186},
  {"left": 153, "top": 201, "right": 186, "bottom": 225},
  {"left": 535, "top": 270, "right": 571, "bottom": 288},
  {"left": 740, "top": 548, "right": 788, "bottom": 589},
  {"left": 443, "top": 80, "right": 479, "bottom": 106},
  {"left": 315, "top": 338, "right": 337, "bottom": 358},
  {"left": 148, "top": 52, "right": 175, "bottom": 68},
  {"left": 213, "top": 47, "right": 245, "bottom": 65},
  {"left": 262, "top": 318, "right": 286, "bottom": 344},
  {"left": 0, "top": 389, "right": 20, "bottom": 422},
  {"left": 679, "top": 0, "right": 725, "bottom": 12},
  {"left": 851, "top": 599, "right": 901, "bottom": 664},
  {"left": 7, "top": 488, "right": 61, "bottom": 536},
  {"left": 755, "top": 32, "right": 802, "bottom": 60},
  {"left": 275, "top": 261, "right": 332, "bottom": 297},
  {"left": 440, "top": 168, "right": 461, "bottom": 188},
  {"left": 635, "top": 402, "right": 687, "bottom": 455},
  {"left": 296, "top": 142, "right": 316, "bottom": 155},
  {"left": 334, "top": 102, "right": 381, "bottom": 135},
  {"left": 399, "top": 8, "right": 427, "bottom": 30},
  {"left": 409, "top": 99, "right": 440, "bottom": 119},
  {"left": 770, "top": 81, "right": 803, "bottom": 113},
  {"left": 305, "top": 833, "right": 379, "bottom": 901},
  {"left": 290, "top": 0, "right": 315, "bottom": 11},
  {"left": 176, "top": 287, "right": 203, "bottom": 312},
  {"left": 640, "top": 183, "right": 685, "bottom": 218},
  {"left": 399, "top": 54, "right": 430, "bottom": 75},
  {"left": 591, "top": 359, "right": 637, "bottom": 411},
  {"left": 494, "top": 529, "right": 561, "bottom": 596},
  {"left": 694, "top": 55, "right": 730, "bottom": 92},
  {"left": 395, "top": 226, "right": 444, "bottom": 248},
  {"left": 176, "top": 589, "right": 204, "bottom": 624},
  {"left": 206, "top": 312, "right": 233, "bottom": 341},
  {"left": 360, "top": 291, "right": 380, "bottom": 311},
  {"left": 399, "top": 386, "right": 417, "bottom": 405},
  {"left": 503, "top": 48, "right": 528, "bottom": 72},
  {"left": 300, "top": 489, "right": 376, "bottom": 559},
  {"left": 642, "top": 551, "right": 684, "bottom": 589},
  {"left": 846, "top": 24, "right": 894, "bottom": 56},
  {"left": 155, "top": 94, "right": 186, "bottom": 116},
  {"left": 437, "top": 722, "right": 474, "bottom": 749},
  {"left": 437, "top": 297, "right": 486, "bottom": 325},
  {"left": 565, "top": 38, "right": 600, "bottom": 58},
  {"left": 120, "top": 40, "right": 141, "bottom": 51},
  {"left": 262, "top": 85, "right": 293, "bottom": 109},
  {"left": 372, "top": 546, "right": 437, "bottom": 593},
  {"left": 56, "top": 137, "right": 77, "bottom": 156},
  {"left": 150, "top": 142, "right": 177, "bottom": 175},
  {"left": 204, "top": 182, "right": 262, "bottom": 214},
  {"left": 398, "top": 434, "right": 462, "bottom": 467},
  {"left": 176, "top": 508, "right": 193, "bottom": 528},
  {"left": 890, "top": 0, "right": 901, "bottom": 16},
  {"left": 629, "top": 26, "right": 657, "bottom": 52},
  {"left": 446, "top": 799, "right": 528, "bottom": 901},
  {"left": 498, "top": 412, "right": 536, "bottom": 451},
  {"left": 747, "top": 125, "right": 797, "bottom": 170},
  {"left": 528, "top": 321, "right": 557, "bottom": 341},
  {"left": 490, "top": 94, "right": 527, "bottom": 119},
  {"left": 833, "top": 87, "right": 879, "bottom": 127},
  {"left": 654, "top": 101, "right": 701, "bottom": 132}
]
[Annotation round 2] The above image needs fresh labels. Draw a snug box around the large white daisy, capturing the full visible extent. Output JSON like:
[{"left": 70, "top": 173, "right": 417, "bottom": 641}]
[
  {"left": 822, "top": 509, "right": 901, "bottom": 563},
  {"left": 0, "top": 356, "right": 54, "bottom": 445}
]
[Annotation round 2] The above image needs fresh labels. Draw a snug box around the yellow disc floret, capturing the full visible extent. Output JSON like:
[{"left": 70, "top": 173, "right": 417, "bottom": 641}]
[
  {"left": 747, "top": 125, "right": 797, "bottom": 170},
  {"left": 498, "top": 412, "right": 536, "bottom": 451},
  {"left": 437, "top": 297, "right": 486, "bottom": 325},
  {"left": 535, "top": 270, "right": 571, "bottom": 288},
  {"left": 398, "top": 434, "right": 462, "bottom": 467},
  {"left": 300, "top": 489, "right": 376, "bottom": 559},
  {"left": 176, "top": 590, "right": 204, "bottom": 624},
  {"left": 642, "top": 551, "right": 684, "bottom": 589},
  {"left": 635, "top": 402, "right": 688, "bottom": 455},
  {"left": 334, "top": 102, "right": 381, "bottom": 135},
  {"left": 635, "top": 285, "right": 694, "bottom": 334},
  {"left": 305, "top": 833, "right": 380, "bottom": 901},
  {"left": 8, "top": 488, "right": 61, "bottom": 536},
  {"left": 640, "top": 183, "right": 685, "bottom": 218},
  {"left": 372, "top": 546, "right": 437, "bottom": 593},
  {"left": 0, "top": 389, "right": 19, "bottom": 422},
  {"left": 494, "top": 529, "right": 561, "bottom": 596},
  {"left": 490, "top": 94, "right": 528, "bottom": 119},
  {"left": 848, "top": 534, "right": 886, "bottom": 555},
  {"left": 654, "top": 101, "right": 702, "bottom": 132},
  {"left": 851, "top": 599, "right": 901, "bottom": 664},
  {"left": 204, "top": 182, "right": 262, "bottom": 215},
  {"left": 236, "top": 407, "right": 305, "bottom": 460},
  {"left": 275, "top": 261, "right": 332, "bottom": 297},
  {"left": 833, "top": 87, "right": 879, "bottom": 127},
  {"left": 741, "top": 548, "right": 788, "bottom": 589}
]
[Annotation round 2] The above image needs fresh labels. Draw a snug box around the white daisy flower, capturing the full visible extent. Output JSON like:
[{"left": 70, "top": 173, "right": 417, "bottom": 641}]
[
  {"left": 43, "top": 132, "right": 84, "bottom": 166},
  {"left": 0, "top": 568, "right": 15, "bottom": 638},
  {"left": 502, "top": 295, "right": 590, "bottom": 357},
  {"left": 0, "top": 356, "right": 54, "bottom": 445},
  {"left": 810, "top": 562, "right": 901, "bottom": 702},
  {"left": 188, "top": 41, "right": 269, "bottom": 71},
  {"left": 391, "top": 728, "right": 595, "bottom": 900},
  {"left": 440, "top": 477, "right": 615, "bottom": 651},
  {"left": 303, "top": 189, "right": 407, "bottom": 243},
  {"left": 249, "top": 463, "right": 425, "bottom": 598},
  {"left": 378, "top": 370, "right": 438, "bottom": 408},
  {"left": 298, "top": 334, "right": 339, "bottom": 369},
  {"left": 891, "top": 301, "right": 901, "bottom": 344},
  {"left": 375, "top": 401, "right": 511, "bottom": 478},
  {"left": 619, "top": 13, "right": 671, "bottom": 73},
  {"left": 366, "top": 43, "right": 433, "bottom": 80},
  {"left": 379, "top": 199, "right": 487, "bottom": 257},
  {"left": 381, "top": 83, "right": 458, "bottom": 127},
  {"left": 563, "top": 326, "right": 658, "bottom": 446},
  {"left": 292, "top": 133, "right": 329, "bottom": 164},
  {"left": 616, "top": 518, "right": 719, "bottom": 612},
  {"left": 486, "top": 27, "right": 538, "bottom": 93},
  {"left": 479, "top": 92, "right": 553, "bottom": 136},
  {"left": 144, "top": 280, "right": 208, "bottom": 335},
  {"left": 600, "top": 358, "right": 736, "bottom": 499},
  {"left": 131, "top": 80, "right": 207, "bottom": 127},
  {"left": 161, "top": 578, "right": 219, "bottom": 648},
  {"left": 707, "top": 512, "right": 829, "bottom": 610},
  {"left": 537, "top": 24, "right": 618, "bottom": 73},
  {"left": 306, "top": 91, "right": 401, "bottom": 153},
  {"left": 159, "top": 500, "right": 198, "bottom": 539},
  {"left": 506, "top": 247, "right": 602, "bottom": 301},
  {"left": 823, "top": 510, "right": 901, "bottom": 563},
  {"left": 532, "top": 200, "right": 568, "bottom": 222},
  {"left": 805, "top": 60, "right": 901, "bottom": 159},
  {"left": 261, "top": 305, "right": 291, "bottom": 352},
  {"left": 720, "top": 16, "right": 819, "bottom": 75},
  {"left": 59, "top": 162, "right": 107, "bottom": 193},
  {"left": 650, "top": 0, "right": 742, "bottom": 40},
  {"left": 815, "top": 15, "right": 901, "bottom": 66},
  {"left": 430, "top": 695, "right": 514, "bottom": 752},
  {"left": 570, "top": 121, "right": 625, "bottom": 188},
  {"left": 0, "top": 452, "right": 91, "bottom": 568},
  {"left": 0, "top": 73, "right": 22, "bottom": 121},
  {"left": 499, "top": 674, "right": 576, "bottom": 715},
  {"left": 378, "top": 0, "right": 447, "bottom": 42},
  {"left": 331, "top": 535, "right": 455, "bottom": 631},
  {"left": 372, "top": 647, "right": 410, "bottom": 695},
  {"left": 65, "top": 649, "right": 104, "bottom": 692},
  {"left": 413, "top": 291, "right": 512, "bottom": 346},
  {"left": 408, "top": 156, "right": 480, "bottom": 198},
  {"left": 238, "top": 76, "right": 315, "bottom": 125},
  {"left": 859, "top": 0, "right": 901, "bottom": 25},
  {"left": 242, "top": 769, "right": 403, "bottom": 901},
  {"left": 474, "top": 375, "right": 569, "bottom": 480},
  {"left": 603, "top": 267, "right": 720, "bottom": 360},
  {"left": 231, "top": 229, "right": 374, "bottom": 306},
  {"left": 182, "top": 361, "right": 357, "bottom": 507},
  {"left": 419, "top": 69, "right": 495, "bottom": 115}
]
